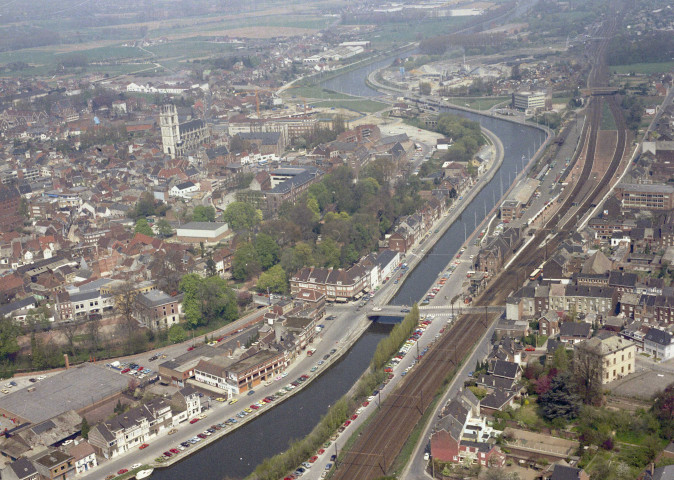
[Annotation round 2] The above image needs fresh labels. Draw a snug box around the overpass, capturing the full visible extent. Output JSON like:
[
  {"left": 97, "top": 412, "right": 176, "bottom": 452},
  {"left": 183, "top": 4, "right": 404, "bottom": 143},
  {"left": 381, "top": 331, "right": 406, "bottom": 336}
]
[
  {"left": 366, "top": 305, "right": 505, "bottom": 319},
  {"left": 581, "top": 87, "right": 619, "bottom": 96}
]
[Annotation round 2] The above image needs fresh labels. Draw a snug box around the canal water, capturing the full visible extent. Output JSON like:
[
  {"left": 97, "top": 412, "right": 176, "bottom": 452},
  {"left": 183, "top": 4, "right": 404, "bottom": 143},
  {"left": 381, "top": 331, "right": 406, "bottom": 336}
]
[
  {"left": 152, "top": 326, "right": 389, "bottom": 480},
  {"left": 390, "top": 111, "right": 546, "bottom": 305},
  {"left": 152, "top": 44, "right": 545, "bottom": 480}
]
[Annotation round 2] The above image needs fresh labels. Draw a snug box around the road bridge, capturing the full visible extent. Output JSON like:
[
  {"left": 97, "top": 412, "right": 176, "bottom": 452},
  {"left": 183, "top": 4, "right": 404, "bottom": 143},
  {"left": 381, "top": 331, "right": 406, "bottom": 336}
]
[{"left": 366, "top": 305, "right": 505, "bottom": 319}]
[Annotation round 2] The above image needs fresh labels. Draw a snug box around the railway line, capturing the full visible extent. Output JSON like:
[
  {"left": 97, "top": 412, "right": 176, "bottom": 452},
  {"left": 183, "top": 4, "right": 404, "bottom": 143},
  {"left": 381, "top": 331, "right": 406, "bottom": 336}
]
[{"left": 332, "top": 5, "right": 628, "bottom": 479}]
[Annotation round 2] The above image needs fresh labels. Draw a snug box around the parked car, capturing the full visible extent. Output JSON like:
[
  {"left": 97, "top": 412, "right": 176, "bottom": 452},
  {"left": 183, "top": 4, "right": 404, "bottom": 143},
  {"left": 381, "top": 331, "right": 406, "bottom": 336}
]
[{"left": 139, "top": 443, "right": 149, "bottom": 450}]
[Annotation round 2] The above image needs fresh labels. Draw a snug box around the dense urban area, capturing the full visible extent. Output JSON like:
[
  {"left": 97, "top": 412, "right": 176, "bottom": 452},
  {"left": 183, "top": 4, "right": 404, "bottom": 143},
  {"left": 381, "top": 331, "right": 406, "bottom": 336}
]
[{"left": 0, "top": 0, "right": 673, "bottom": 479}]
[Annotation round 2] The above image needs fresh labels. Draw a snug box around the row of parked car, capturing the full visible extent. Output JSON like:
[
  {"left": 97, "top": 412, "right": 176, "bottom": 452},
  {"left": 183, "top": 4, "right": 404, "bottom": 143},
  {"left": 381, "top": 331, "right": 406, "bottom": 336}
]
[{"left": 106, "top": 361, "right": 154, "bottom": 379}]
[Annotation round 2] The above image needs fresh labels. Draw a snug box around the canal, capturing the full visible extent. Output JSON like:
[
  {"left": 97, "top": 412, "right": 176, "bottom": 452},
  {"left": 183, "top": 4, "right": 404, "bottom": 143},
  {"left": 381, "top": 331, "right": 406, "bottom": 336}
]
[
  {"left": 153, "top": 47, "right": 546, "bottom": 480},
  {"left": 390, "top": 112, "right": 547, "bottom": 305},
  {"left": 152, "top": 326, "right": 389, "bottom": 480}
]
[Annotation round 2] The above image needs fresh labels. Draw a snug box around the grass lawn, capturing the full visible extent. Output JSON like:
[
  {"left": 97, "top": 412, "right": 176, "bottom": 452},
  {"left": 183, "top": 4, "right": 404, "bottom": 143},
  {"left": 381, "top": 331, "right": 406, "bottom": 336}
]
[
  {"left": 445, "top": 96, "right": 509, "bottom": 111},
  {"left": 285, "top": 85, "right": 354, "bottom": 100},
  {"left": 311, "top": 99, "right": 389, "bottom": 113},
  {"left": 600, "top": 100, "right": 617, "bottom": 130},
  {"left": 551, "top": 96, "right": 571, "bottom": 106},
  {"left": 512, "top": 402, "right": 546, "bottom": 430},
  {"left": 611, "top": 62, "right": 674, "bottom": 75}
]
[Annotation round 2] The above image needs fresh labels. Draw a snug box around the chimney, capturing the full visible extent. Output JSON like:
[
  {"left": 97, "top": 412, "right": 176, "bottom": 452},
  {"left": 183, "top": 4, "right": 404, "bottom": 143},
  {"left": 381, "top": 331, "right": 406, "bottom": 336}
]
[
  {"left": 64, "top": 353, "right": 70, "bottom": 369},
  {"left": 237, "top": 341, "right": 241, "bottom": 349}
]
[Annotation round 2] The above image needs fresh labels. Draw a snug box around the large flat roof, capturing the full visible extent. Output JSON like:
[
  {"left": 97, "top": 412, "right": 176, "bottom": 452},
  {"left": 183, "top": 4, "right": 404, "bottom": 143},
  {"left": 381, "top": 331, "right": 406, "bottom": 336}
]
[{"left": 0, "top": 364, "right": 128, "bottom": 423}]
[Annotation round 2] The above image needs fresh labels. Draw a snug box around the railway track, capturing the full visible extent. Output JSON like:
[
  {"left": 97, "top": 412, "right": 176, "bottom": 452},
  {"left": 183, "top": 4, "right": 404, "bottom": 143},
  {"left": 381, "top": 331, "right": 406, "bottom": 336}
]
[
  {"left": 331, "top": 6, "right": 628, "bottom": 479},
  {"left": 333, "top": 311, "right": 490, "bottom": 479}
]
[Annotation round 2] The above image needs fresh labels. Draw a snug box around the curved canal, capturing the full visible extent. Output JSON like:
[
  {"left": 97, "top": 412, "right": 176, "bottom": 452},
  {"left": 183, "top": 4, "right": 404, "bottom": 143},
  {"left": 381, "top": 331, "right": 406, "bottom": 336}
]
[{"left": 152, "top": 51, "right": 546, "bottom": 480}]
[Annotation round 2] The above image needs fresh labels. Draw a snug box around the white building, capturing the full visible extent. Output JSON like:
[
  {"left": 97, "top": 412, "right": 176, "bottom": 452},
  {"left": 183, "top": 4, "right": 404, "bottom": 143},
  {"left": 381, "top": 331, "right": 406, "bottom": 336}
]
[
  {"left": 644, "top": 328, "right": 674, "bottom": 361},
  {"left": 175, "top": 222, "right": 230, "bottom": 244},
  {"left": 169, "top": 181, "right": 199, "bottom": 198},
  {"left": 511, "top": 91, "right": 546, "bottom": 114}
]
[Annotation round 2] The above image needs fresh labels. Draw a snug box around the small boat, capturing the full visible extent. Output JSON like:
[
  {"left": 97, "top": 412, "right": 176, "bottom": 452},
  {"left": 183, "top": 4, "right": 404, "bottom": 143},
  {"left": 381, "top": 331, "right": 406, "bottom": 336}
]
[{"left": 135, "top": 468, "right": 154, "bottom": 479}]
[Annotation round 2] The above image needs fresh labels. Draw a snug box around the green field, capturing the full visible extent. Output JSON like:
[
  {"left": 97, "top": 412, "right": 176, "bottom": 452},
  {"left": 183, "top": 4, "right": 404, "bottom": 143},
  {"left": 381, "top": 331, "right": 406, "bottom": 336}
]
[
  {"left": 369, "top": 17, "right": 467, "bottom": 47},
  {"left": 285, "top": 85, "right": 354, "bottom": 100},
  {"left": 311, "top": 99, "right": 389, "bottom": 113},
  {"left": 611, "top": 62, "right": 674, "bottom": 75},
  {"left": 600, "top": 100, "right": 617, "bottom": 130},
  {"left": 445, "top": 96, "right": 509, "bottom": 111}
]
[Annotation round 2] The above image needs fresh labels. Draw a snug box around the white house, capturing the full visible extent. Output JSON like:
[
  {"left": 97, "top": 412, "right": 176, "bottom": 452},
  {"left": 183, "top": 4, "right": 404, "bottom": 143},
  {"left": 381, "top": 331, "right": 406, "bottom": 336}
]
[
  {"left": 88, "top": 398, "right": 173, "bottom": 459},
  {"left": 644, "top": 328, "right": 674, "bottom": 361},
  {"left": 169, "top": 181, "right": 199, "bottom": 198},
  {"left": 171, "top": 386, "right": 202, "bottom": 425},
  {"left": 377, "top": 249, "right": 401, "bottom": 284},
  {"left": 67, "top": 440, "right": 98, "bottom": 475}
]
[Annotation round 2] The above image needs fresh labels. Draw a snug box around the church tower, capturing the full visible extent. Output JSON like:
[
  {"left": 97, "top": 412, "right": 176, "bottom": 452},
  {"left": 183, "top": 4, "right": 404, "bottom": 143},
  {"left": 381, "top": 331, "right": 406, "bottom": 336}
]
[{"left": 160, "top": 104, "right": 181, "bottom": 158}]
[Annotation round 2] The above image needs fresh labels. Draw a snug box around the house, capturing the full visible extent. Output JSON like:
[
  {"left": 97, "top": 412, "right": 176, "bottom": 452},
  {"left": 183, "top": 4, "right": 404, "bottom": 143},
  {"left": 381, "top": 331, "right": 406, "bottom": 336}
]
[
  {"left": 573, "top": 336, "right": 635, "bottom": 385},
  {"left": 559, "top": 322, "right": 592, "bottom": 345},
  {"left": 430, "top": 389, "right": 504, "bottom": 466},
  {"left": 644, "top": 328, "right": 674, "bottom": 361},
  {"left": 494, "top": 319, "right": 529, "bottom": 340},
  {"left": 170, "top": 385, "right": 202, "bottom": 423},
  {"left": 134, "top": 290, "right": 183, "bottom": 330},
  {"left": 169, "top": 181, "right": 199, "bottom": 198},
  {"left": 548, "top": 464, "right": 590, "bottom": 480},
  {"left": 539, "top": 310, "right": 560, "bottom": 337},
  {"left": 480, "top": 389, "right": 518, "bottom": 415},
  {"left": 646, "top": 465, "right": 674, "bottom": 480},
  {"left": 33, "top": 450, "right": 75, "bottom": 480},
  {"left": 1, "top": 457, "right": 39, "bottom": 480},
  {"left": 66, "top": 440, "right": 97, "bottom": 475},
  {"left": 88, "top": 398, "right": 173, "bottom": 459},
  {"left": 488, "top": 359, "right": 521, "bottom": 381}
]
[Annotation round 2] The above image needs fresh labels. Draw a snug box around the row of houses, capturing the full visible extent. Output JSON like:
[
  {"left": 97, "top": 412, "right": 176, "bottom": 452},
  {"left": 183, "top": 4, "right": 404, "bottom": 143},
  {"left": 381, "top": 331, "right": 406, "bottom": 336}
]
[
  {"left": 289, "top": 250, "right": 401, "bottom": 302},
  {"left": 159, "top": 291, "right": 325, "bottom": 396}
]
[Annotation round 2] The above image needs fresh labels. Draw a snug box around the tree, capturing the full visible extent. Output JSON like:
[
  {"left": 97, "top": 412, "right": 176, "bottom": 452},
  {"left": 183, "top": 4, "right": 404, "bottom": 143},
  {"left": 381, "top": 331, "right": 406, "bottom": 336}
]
[
  {"left": 193, "top": 205, "right": 216, "bottom": 222},
  {"left": 574, "top": 341, "right": 603, "bottom": 405},
  {"left": 168, "top": 324, "right": 187, "bottom": 343},
  {"left": 86, "top": 316, "right": 101, "bottom": 355},
  {"left": 206, "top": 256, "right": 217, "bottom": 277},
  {"left": 134, "top": 218, "right": 154, "bottom": 236},
  {"left": 551, "top": 345, "right": 570, "bottom": 372},
  {"left": 232, "top": 242, "right": 261, "bottom": 281},
  {"left": 62, "top": 321, "right": 79, "bottom": 356},
  {"left": 256, "top": 265, "right": 288, "bottom": 294},
  {"left": 81, "top": 417, "right": 90, "bottom": 439},
  {"left": 538, "top": 372, "right": 580, "bottom": 421},
  {"left": 0, "top": 316, "right": 20, "bottom": 362},
  {"left": 179, "top": 274, "right": 238, "bottom": 328},
  {"left": 112, "top": 282, "right": 139, "bottom": 338},
  {"left": 223, "top": 202, "right": 259, "bottom": 231},
  {"left": 255, "top": 233, "right": 280, "bottom": 270},
  {"left": 654, "top": 384, "right": 674, "bottom": 440},
  {"left": 156, "top": 219, "right": 173, "bottom": 238},
  {"left": 318, "top": 237, "right": 340, "bottom": 268}
]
